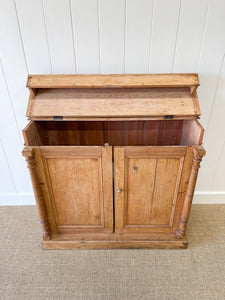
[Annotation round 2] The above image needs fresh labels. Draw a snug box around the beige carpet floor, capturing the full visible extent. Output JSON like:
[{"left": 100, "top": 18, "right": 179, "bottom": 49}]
[{"left": 0, "top": 205, "right": 224, "bottom": 300}]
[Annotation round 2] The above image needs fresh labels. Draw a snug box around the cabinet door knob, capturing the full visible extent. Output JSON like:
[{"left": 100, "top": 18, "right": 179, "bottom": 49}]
[{"left": 116, "top": 188, "right": 122, "bottom": 194}]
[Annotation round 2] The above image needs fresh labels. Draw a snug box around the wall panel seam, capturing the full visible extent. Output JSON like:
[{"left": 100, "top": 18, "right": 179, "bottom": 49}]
[
  {"left": 97, "top": 0, "right": 102, "bottom": 74},
  {"left": 196, "top": 0, "right": 211, "bottom": 72},
  {"left": 69, "top": 0, "right": 78, "bottom": 73},
  {"left": 0, "top": 138, "right": 17, "bottom": 192},
  {"left": 210, "top": 136, "right": 225, "bottom": 190},
  {"left": 124, "top": 0, "right": 127, "bottom": 73},
  {"left": 205, "top": 53, "right": 225, "bottom": 137},
  {"left": 172, "top": 0, "right": 183, "bottom": 72},
  {"left": 148, "top": 0, "right": 155, "bottom": 72},
  {"left": 41, "top": 0, "right": 53, "bottom": 74},
  {"left": 0, "top": 59, "right": 22, "bottom": 145},
  {"left": 13, "top": 0, "right": 29, "bottom": 74}
]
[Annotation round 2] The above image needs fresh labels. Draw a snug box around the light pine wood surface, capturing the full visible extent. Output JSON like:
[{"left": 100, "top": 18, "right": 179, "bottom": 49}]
[{"left": 22, "top": 74, "right": 205, "bottom": 249}]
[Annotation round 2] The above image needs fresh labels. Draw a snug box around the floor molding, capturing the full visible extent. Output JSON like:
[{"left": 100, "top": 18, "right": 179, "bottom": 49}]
[
  {"left": 0, "top": 192, "right": 225, "bottom": 206},
  {"left": 193, "top": 192, "right": 225, "bottom": 204},
  {"left": 0, "top": 193, "right": 35, "bottom": 205}
]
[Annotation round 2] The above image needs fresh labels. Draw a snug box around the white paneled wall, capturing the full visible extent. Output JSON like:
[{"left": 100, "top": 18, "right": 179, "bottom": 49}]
[{"left": 0, "top": 0, "right": 225, "bottom": 205}]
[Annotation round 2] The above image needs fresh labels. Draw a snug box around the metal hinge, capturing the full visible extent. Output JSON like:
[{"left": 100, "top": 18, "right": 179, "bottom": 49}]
[
  {"left": 53, "top": 116, "right": 63, "bottom": 120},
  {"left": 164, "top": 115, "right": 174, "bottom": 119}
]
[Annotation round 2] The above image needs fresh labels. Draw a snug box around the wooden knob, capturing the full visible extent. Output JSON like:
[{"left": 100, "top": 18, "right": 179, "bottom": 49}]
[{"left": 116, "top": 188, "right": 122, "bottom": 194}]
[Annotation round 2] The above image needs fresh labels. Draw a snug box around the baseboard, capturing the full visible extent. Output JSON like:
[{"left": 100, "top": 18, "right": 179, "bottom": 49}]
[
  {"left": 0, "top": 193, "right": 35, "bottom": 205},
  {"left": 193, "top": 192, "right": 225, "bottom": 204},
  {"left": 0, "top": 192, "right": 225, "bottom": 206}
]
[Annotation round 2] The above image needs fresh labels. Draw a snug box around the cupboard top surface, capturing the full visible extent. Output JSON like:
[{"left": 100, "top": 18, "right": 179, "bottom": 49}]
[{"left": 26, "top": 74, "right": 201, "bottom": 120}]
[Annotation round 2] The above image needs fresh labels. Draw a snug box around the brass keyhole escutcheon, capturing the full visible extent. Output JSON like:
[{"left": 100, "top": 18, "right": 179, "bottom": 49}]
[{"left": 116, "top": 188, "right": 122, "bottom": 194}]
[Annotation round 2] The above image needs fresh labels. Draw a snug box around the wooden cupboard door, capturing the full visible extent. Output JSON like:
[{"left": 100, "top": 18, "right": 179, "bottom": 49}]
[
  {"left": 114, "top": 146, "right": 192, "bottom": 233},
  {"left": 34, "top": 146, "right": 113, "bottom": 234}
]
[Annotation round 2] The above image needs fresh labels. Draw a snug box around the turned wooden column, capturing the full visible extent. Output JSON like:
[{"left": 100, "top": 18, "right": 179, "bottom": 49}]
[
  {"left": 23, "top": 148, "right": 51, "bottom": 241},
  {"left": 176, "top": 146, "right": 206, "bottom": 239}
]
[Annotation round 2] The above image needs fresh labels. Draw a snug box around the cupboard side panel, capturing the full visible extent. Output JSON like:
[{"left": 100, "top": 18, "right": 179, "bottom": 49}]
[
  {"left": 23, "top": 121, "right": 44, "bottom": 146},
  {"left": 180, "top": 120, "right": 204, "bottom": 145}
]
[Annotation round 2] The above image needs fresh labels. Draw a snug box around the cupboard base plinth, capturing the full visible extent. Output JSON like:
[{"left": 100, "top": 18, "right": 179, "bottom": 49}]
[{"left": 42, "top": 234, "right": 188, "bottom": 250}]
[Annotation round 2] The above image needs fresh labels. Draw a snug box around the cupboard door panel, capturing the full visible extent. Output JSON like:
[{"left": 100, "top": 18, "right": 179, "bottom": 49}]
[
  {"left": 114, "top": 146, "right": 187, "bottom": 233},
  {"left": 126, "top": 158, "right": 157, "bottom": 225},
  {"left": 47, "top": 158, "right": 101, "bottom": 226},
  {"left": 35, "top": 146, "right": 113, "bottom": 233},
  {"left": 150, "top": 158, "right": 183, "bottom": 225}
]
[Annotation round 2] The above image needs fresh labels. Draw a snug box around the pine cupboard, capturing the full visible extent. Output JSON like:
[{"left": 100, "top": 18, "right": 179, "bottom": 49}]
[{"left": 22, "top": 74, "right": 205, "bottom": 249}]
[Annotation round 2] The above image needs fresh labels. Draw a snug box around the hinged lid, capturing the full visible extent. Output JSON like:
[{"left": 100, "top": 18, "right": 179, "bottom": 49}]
[{"left": 26, "top": 74, "right": 201, "bottom": 120}]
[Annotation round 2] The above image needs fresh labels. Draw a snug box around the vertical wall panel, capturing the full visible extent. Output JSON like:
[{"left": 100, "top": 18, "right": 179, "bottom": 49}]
[
  {"left": 196, "top": 57, "right": 225, "bottom": 191},
  {"left": 0, "top": 139, "right": 16, "bottom": 193},
  {"left": 0, "top": 62, "right": 32, "bottom": 193},
  {"left": 173, "top": 0, "right": 209, "bottom": 72},
  {"left": 125, "top": 0, "right": 154, "bottom": 73},
  {"left": 43, "top": 0, "right": 76, "bottom": 74},
  {"left": 0, "top": 0, "right": 225, "bottom": 202},
  {"left": 99, "top": 0, "right": 125, "bottom": 74},
  {"left": 15, "top": 0, "right": 52, "bottom": 73},
  {"left": 71, "top": 0, "right": 100, "bottom": 74},
  {"left": 212, "top": 142, "right": 225, "bottom": 191},
  {"left": 149, "top": 0, "right": 181, "bottom": 73},
  {"left": 0, "top": 0, "right": 29, "bottom": 131},
  {"left": 197, "top": 0, "right": 225, "bottom": 129}
]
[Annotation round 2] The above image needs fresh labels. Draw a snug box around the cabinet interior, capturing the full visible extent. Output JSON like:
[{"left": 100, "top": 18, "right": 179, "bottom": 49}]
[{"left": 23, "top": 120, "right": 204, "bottom": 147}]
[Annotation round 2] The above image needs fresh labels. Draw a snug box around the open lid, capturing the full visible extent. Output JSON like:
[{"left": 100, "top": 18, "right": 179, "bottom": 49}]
[{"left": 26, "top": 74, "right": 200, "bottom": 120}]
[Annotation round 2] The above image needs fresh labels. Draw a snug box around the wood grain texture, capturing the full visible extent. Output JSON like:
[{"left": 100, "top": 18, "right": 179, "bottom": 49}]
[
  {"left": 150, "top": 157, "right": 183, "bottom": 225},
  {"left": 37, "top": 146, "right": 113, "bottom": 234},
  {"left": 42, "top": 236, "right": 188, "bottom": 249},
  {"left": 22, "top": 147, "right": 51, "bottom": 240},
  {"left": 126, "top": 158, "right": 157, "bottom": 225},
  {"left": 46, "top": 157, "right": 102, "bottom": 226},
  {"left": 27, "top": 74, "right": 200, "bottom": 88},
  {"left": 176, "top": 146, "right": 206, "bottom": 238},
  {"left": 22, "top": 73, "right": 205, "bottom": 249},
  {"left": 171, "top": 147, "right": 193, "bottom": 232},
  {"left": 27, "top": 86, "right": 200, "bottom": 119},
  {"left": 23, "top": 120, "right": 204, "bottom": 147},
  {"left": 114, "top": 147, "right": 125, "bottom": 233},
  {"left": 114, "top": 146, "right": 188, "bottom": 234},
  {"left": 180, "top": 120, "right": 204, "bottom": 145}
]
